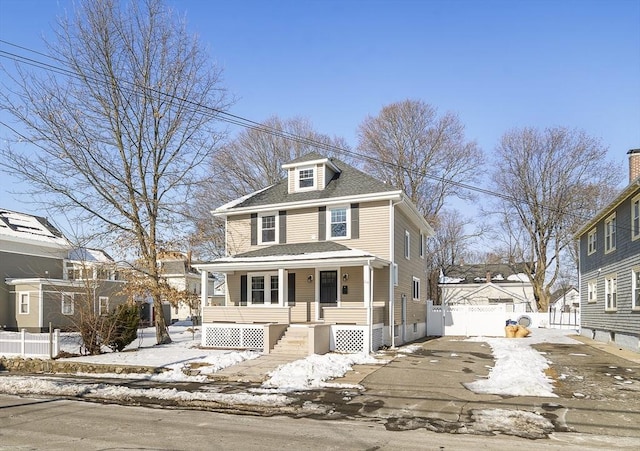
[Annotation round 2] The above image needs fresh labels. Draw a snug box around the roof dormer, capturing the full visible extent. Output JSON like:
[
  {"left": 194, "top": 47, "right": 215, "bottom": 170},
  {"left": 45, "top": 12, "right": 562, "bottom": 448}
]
[{"left": 282, "top": 154, "right": 341, "bottom": 194}]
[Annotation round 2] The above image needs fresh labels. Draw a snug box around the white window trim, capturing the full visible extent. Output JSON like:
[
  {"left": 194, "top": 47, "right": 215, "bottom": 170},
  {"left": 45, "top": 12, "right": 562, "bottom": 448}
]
[
  {"left": 632, "top": 194, "right": 640, "bottom": 241},
  {"left": 587, "top": 279, "right": 597, "bottom": 304},
  {"left": 412, "top": 276, "right": 421, "bottom": 301},
  {"left": 247, "top": 271, "right": 279, "bottom": 306},
  {"left": 633, "top": 267, "right": 640, "bottom": 310},
  {"left": 327, "top": 205, "right": 350, "bottom": 240},
  {"left": 604, "top": 213, "right": 616, "bottom": 254},
  {"left": 587, "top": 228, "right": 597, "bottom": 255},
  {"left": 295, "top": 165, "right": 316, "bottom": 192},
  {"left": 404, "top": 230, "right": 410, "bottom": 260},
  {"left": 604, "top": 274, "right": 617, "bottom": 311},
  {"left": 18, "top": 292, "right": 29, "bottom": 315},
  {"left": 99, "top": 296, "right": 109, "bottom": 315},
  {"left": 61, "top": 293, "right": 74, "bottom": 316},
  {"left": 419, "top": 232, "right": 425, "bottom": 259},
  {"left": 258, "top": 212, "right": 279, "bottom": 245}
]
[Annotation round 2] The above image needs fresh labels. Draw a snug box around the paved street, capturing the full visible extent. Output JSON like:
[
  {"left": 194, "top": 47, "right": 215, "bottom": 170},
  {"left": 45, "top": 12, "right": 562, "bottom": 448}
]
[{"left": 1, "top": 394, "right": 638, "bottom": 451}]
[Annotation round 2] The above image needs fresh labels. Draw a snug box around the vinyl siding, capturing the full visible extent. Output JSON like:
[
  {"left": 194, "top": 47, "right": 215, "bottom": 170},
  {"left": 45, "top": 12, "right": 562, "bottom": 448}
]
[
  {"left": 349, "top": 201, "right": 391, "bottom": 260},
  {"left": 0, "top": 251, "right": 64, "bottom": 327},
  {"left": 11, "top": 283, "right": 41, "bottom": 330},
  {"left": 226, "top": 214, "right": 253, "bottom": 255},
  {"left": 581, "top": 255, "right": 640, "bottom": 336},
  {"left": 579, "top": 185, "right": 640, "bottom": 337},
  {"left": 393, "top": 208, "right": 427, "bottom": 326},
  {"left": 286, "top": 207, "right": 319, "bottom": 243}
]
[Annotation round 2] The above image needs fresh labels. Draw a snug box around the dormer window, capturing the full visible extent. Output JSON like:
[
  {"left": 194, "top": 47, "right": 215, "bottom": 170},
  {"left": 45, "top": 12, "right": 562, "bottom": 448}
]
[
  {"left": 296, "top": 166, "right": 316, "bottom": 191},
  {"left": 299, "top": 168, "right": 314, "bottom": 188}
]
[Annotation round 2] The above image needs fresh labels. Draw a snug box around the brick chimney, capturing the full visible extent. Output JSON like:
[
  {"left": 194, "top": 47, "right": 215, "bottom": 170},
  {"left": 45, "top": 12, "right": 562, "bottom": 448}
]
[{"left": 628, "top": 148, "right": 640, "bottom": 182}]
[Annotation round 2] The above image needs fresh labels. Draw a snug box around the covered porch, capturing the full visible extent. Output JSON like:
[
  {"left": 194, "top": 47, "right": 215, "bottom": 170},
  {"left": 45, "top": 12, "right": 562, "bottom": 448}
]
[{"left": 194, "top": 243, "right": 390, "bottom": 354}]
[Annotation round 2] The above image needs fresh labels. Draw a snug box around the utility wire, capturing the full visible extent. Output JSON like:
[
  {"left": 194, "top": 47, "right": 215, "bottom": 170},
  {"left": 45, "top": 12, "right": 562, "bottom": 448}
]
[{"left": 0, "top": 39, "right": 626, "bottom": 231}]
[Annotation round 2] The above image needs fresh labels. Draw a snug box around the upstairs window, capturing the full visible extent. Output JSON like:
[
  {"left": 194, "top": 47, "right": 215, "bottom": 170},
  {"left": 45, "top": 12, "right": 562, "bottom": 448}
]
[
  {"left": 329, "top": 206, "right": 348, "bottom": 238},
  {"left": 604, "top": 213, "right": 616, "bottom": 253},
  {"left": 299, "top": 168, "right": 314, "bottom": 188},
  {"left": 260, "top": 214, "right": 276, "bottom": 244},
  {"left": 587, "top": 228, "right": 597, "bottom": 255},
  {"left": 605, "top": 275, "right": 617, "bottom": 310},
  {"left": 420, "top": 232, "right": 425, "bottom": 258},
  {"left": 632, "top": 194, "right": 640, "bottom": 241}
]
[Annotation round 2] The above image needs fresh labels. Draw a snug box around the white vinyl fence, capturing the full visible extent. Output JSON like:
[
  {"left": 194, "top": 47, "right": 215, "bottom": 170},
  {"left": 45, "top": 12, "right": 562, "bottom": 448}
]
[
  {"left": 426, "top": 301, "right": 570, "bottom": 337},
  {"left": 0, "top": 329, "right": 60, "bottom": 358}
]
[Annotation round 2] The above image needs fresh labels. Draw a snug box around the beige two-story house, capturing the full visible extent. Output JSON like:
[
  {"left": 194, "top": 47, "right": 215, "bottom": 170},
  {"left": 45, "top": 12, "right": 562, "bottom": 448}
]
[{"left": 196, "top": 153, "right": 434, "bottom": 354}]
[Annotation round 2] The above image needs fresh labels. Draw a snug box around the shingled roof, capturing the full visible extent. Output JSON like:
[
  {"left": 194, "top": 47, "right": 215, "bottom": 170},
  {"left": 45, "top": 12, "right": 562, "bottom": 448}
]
[
  {"left": 222, "top": 153, "right": 400, "bottom": 211},
  {"left": 442, "top": 263, "right": 531, "bottom": 283},
  {"left": 236, "top": 241, "right": 351, "bottom": 258}
]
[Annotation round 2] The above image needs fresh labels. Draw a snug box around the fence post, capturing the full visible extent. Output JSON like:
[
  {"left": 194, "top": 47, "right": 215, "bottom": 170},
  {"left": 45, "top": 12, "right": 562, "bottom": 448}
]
[
  {"left": 20, "top": 329, "right": 26, "bottom": 356},
  {"left": 53, "top": 329, "right": 60, "bottom": 358}
]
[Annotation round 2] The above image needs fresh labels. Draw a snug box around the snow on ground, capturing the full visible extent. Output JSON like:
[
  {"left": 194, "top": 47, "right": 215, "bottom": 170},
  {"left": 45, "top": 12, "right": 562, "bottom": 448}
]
[
  {"left": 261, "top": 352, "right": 386, "bottom": 392},
  {"left": 56, "top": 324, "right": 261, "bottom": 382},
  {"left": 471, "top": 408, "right": 555, "bottom": 439},
  {"left": 464, "top": 327, "right": 581, "bottom": 397},
  {"left": 1, "top": 324, "right": 585, "bottom": 420}
]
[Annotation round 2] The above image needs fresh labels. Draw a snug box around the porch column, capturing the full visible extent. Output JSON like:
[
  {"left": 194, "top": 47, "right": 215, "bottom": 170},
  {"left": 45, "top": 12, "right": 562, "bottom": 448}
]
[
  {"left": 363, "top": 263, "right": 372, "bottom": 316},
  {"left": 278, "top": 268, "right": 286, "bottom": 307},
  {"left": 200, "top": 269, "right": 209, "bottom": 311}
]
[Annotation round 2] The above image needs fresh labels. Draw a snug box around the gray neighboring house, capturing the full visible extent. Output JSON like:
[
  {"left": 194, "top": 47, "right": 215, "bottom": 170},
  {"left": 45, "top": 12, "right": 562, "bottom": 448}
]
[
  {"left": 1, "top": 209, "right": 127, "bottom": 332},
  {"left": 576, "top": 149, "right": 640, "bottom": 353}
]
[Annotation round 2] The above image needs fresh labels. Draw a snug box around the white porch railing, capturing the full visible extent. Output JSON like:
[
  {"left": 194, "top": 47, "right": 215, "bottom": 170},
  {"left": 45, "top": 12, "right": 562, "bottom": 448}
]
[{"left": 0, "top": 329, "right": 61, "bottom": 358}]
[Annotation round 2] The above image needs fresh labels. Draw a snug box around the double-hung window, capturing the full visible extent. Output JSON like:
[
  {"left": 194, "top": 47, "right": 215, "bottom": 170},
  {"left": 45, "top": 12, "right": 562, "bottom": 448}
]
[
  {"left": 587, "top": 280, "right": 597, "bottom": 303},
  {"left": 412, "top": 277, "right": 421, "bottom": 301},
  {"left": 61, "top": 293, "right": 74, "bottom": 315},
  {"left": 633, "top": 268, "right": 640, "bottom": 310},
  {"left": 18, "top": 293, "right": 29, "bottom": 314},
  {"left": 329, "top": 206, "right": 348, "bottom": 239},
  {"left": 604, "top": 213, "right": 616, "bottom": 253},
  {"left": 419, "top": 232, "right": 425, "bottom": 258},
  {"left": 260, "top": 214, "right": 276, "bottom": 244},
  {"left": 605, "top": 275, "right": 617, "bottom": 310},
  {"left": 587, "top": 228, "right": 597, "bottom": 255},
  {"left": 248, "top": 272, "right": 279, "bottom": 305},
  {"left": 404, "top": 230, "right": 410, "bottom": 259},
  {"left": 99, "top": 296, "right": 109, "bottom": 315},
  {"left": 632, "top": 194, "right": 640, "bottom": 241},
  {"left": 298, "top": 168, "right": 314, "bottom": 188}
]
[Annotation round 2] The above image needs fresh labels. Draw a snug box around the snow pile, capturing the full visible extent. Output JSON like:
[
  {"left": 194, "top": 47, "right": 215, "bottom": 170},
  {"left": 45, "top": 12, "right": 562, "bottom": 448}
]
[
  {"left": 464, "top": 331, "right": 570, "bottom": 397},
  {"left": 262, "top": 353, "right": 385, "bottom": 392},
  {"left": 0, "top": 375, "right": 291, "bottom": 406},
  {"left": 471, "top": 408, "right": 554, "bottom": 439}
]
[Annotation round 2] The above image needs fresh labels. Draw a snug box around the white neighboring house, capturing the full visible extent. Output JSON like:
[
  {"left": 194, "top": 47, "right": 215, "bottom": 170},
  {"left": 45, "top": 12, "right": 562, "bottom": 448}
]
[
  {"left": 549, "top": 287, "right": 579, "bottom": 314},
  {"left": 439, "top": 263, "right": 537, "bottom": 313}
]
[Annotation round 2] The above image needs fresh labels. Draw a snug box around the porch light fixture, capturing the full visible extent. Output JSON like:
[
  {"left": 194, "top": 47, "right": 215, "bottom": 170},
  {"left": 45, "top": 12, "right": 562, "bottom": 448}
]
[
  {"left": 342, "top": 273, "right": 349, "bottom": 281},
  {"left": 307, "top": 275, "right": 313, "bottom": 283}
]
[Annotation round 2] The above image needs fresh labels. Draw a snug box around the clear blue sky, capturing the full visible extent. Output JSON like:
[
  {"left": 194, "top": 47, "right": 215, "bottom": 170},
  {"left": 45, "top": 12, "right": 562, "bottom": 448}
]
[{"left": 1, "top": 0, "right": 639, "bottom": 220}]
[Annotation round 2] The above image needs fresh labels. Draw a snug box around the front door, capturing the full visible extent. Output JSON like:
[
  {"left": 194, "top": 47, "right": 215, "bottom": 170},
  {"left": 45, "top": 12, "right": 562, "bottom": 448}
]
[{"left": 319, "top": 271, "right": 338, "bottom": 319}]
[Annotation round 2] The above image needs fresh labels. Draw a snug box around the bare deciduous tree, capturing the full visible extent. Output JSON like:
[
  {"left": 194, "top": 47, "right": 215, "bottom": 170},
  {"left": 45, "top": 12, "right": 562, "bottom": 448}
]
[
  {"left": 188, "top": 116, "right": 349, "bottom": 259},
  {"left": 357, "top": 99, "right": 482, "bottom": 221},
  {"left": 490, "top": 126, "right": 620, "bottom": 311},
  {"left": 0, "top": 0, "right": 230, "bottom": 343}
]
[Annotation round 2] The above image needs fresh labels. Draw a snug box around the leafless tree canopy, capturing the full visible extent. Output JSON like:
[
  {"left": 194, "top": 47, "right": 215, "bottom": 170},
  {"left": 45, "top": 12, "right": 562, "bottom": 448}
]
[
  {"left": 188, "top": 116, "right": 349, "bottom": 259},
  {"left": 490, "top": 126, "right": 620, "bottom": 311},
  {"left": 427, "top": 209, "right": 484, "bottom": 269},
  {"left": 0, "top": 0, "right": 230, "bottom": 343},
  {"left": 357, "top": 99, "right": 482, "bottom": 221}
]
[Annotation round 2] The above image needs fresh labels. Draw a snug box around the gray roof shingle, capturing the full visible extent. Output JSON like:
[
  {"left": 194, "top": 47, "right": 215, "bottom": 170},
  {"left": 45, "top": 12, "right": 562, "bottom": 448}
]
[
  {"left": 443, "top": 263, "right": 531, "bottom": 282},
  {"left": 229, "top": 154, "right": 399, "bottom": 210},
  {"left": 236, "top": 241, "right": 351, "bottom": 258}
]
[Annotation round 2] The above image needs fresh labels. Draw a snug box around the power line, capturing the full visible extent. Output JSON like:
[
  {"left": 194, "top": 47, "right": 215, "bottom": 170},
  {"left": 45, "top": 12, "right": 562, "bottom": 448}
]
[{"left": 0, "top": 39, "right": 623, "bottom": 231}]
